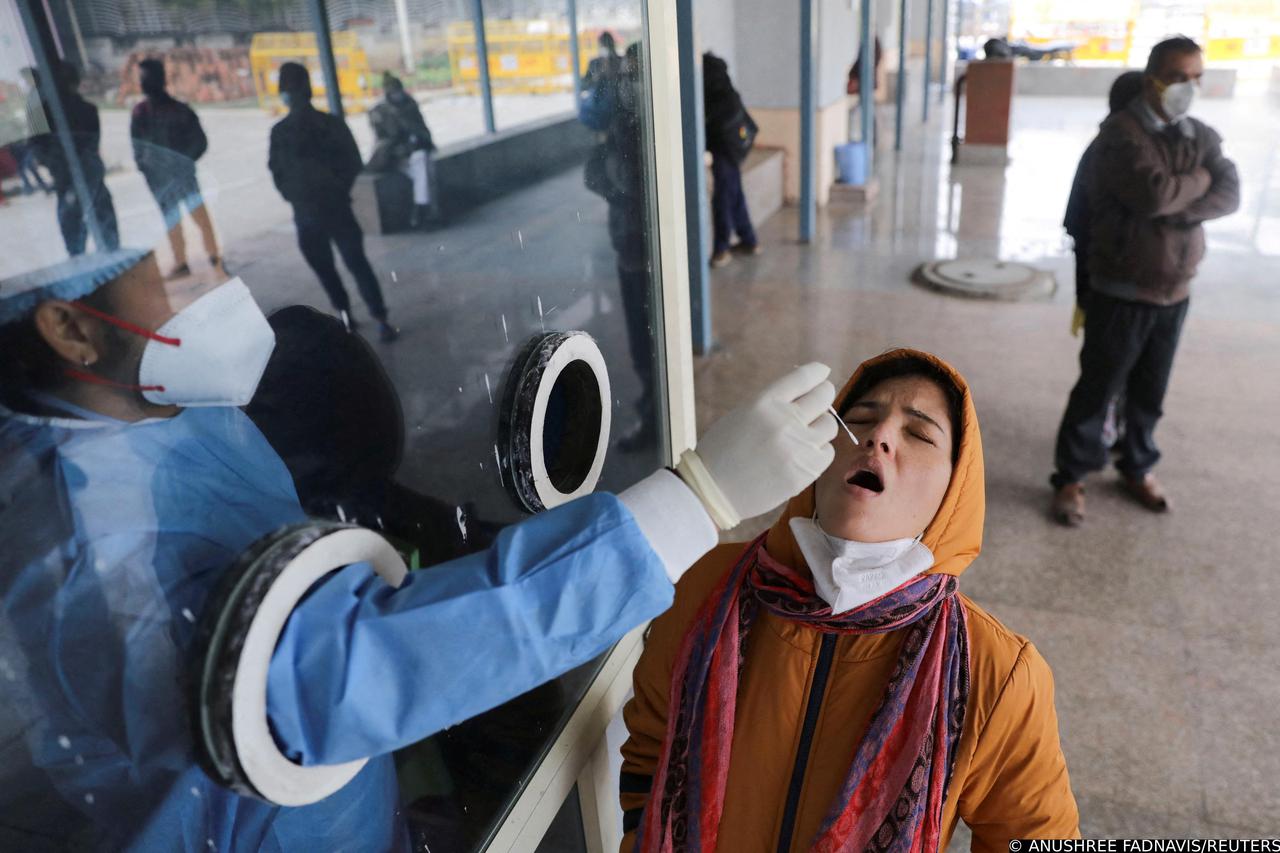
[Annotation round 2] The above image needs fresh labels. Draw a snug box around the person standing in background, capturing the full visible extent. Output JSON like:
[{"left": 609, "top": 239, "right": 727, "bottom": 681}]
[
  {"left": 10, "top": 68, "right": 52, "bottom": 196},
  {"left": 583, "top": 31, "right": 623, "bottom": 93},
  {"left": 32, "top": 62, "right": 119, "bottom": 256},
  {"left": 9, "top": 140, "right": 52, "bottom": 195},
  {"left": 595, "top": 43, "right": 659, "bottom": 450},
  {"left": 269, "top": 62, "right": 399, "bottom": 343},
  {"left": 131, "top": 59, "right": 221, "bottom": 278},
  {"left": 703, "top": 52, "right": 759, "bottom": 269},
  {"left": 1050, "top": 37, "right": 1239, "bottom": 526},
  {"left": 1063, "top": 70, "right": 1145, "bottom": 327},
  {"left": 1061, "top": 70, "right": 1145, "bottom": 451}
]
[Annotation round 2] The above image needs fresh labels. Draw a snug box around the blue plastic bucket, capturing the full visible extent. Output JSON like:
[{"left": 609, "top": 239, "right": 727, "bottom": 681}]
[{"left": 835, "top": 142, "right": 867, "bottom": 185}]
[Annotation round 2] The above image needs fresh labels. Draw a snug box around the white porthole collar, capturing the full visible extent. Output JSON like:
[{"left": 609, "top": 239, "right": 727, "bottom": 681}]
[{"left": 192, "top": 523, "right": 407, "bottom": 806}]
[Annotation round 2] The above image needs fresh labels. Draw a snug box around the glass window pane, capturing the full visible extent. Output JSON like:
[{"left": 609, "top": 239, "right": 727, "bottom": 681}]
[
  {"left": 576, "top": 0, "right": 644, "bottom": 90},
  {"left": 325, "top": 0, "right": 489, "bottom": 149},
  {"left": 480, "top": 0, "right": 577, "bottom": 132},
  {"left": 1, "top": 0, "right": 666, "bottom": 850}
]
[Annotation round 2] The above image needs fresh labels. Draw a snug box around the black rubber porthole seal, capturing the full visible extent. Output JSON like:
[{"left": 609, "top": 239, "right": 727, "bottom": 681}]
[
  {"left": 500, "top": 332, "right": 571, "bottom": 513},
  {"left": 496, "top": 330, "right": 606, "bottom": 512}
]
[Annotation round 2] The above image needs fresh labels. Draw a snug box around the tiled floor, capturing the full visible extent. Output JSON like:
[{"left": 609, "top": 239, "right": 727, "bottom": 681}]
[{"left": 698, "top": 91, "right": 1280, "bottom": 838}]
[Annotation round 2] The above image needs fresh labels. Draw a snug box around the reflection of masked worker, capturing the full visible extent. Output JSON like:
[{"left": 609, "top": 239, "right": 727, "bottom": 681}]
[
  {"left": 0, "top": 250, "right": 839, "bottom": 850},
  {"left": 583, "top": 30, "right": 623, "bottom": 92},
  {"left": 593, "top": 43, "right": 659, "bottom": 449}
]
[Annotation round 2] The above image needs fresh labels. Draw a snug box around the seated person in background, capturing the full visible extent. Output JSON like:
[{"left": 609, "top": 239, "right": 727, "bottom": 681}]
[
  {"left": 369, "top": 73, "right": 437, "bottom": 228},
  {"left": 620, "top": 348, "right": 1080, "bottom": 852}
]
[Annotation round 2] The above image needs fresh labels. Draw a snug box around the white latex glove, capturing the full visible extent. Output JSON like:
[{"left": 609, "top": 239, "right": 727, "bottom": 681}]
[{"left": 677, "top": 363, "right": 837, "bottom": 529}]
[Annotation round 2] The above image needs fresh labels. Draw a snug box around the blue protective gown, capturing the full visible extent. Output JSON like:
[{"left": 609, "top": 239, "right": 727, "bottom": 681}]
[{"left": 0, "top": 403, "right": 673, "bottom": 851}]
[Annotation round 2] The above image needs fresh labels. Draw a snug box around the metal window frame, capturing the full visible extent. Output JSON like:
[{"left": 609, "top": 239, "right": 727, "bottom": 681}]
[
  {"left": 649, "top": 0, "right": 698, "bottom": 461},
  {"left": 568, "top": 0, "right": 583, "bottom": 103},
  {"left": 858, "top": 0, "right": 874, "bottom": 167},
  {"left": 481, "top": 2, "right": 696, "bottom": 846},
  {"left": 938, "top": 0, "right": 950, "bottom": 103},
  {"left": 799, "top": 0, "right": 817, "bottom": 242},
  {"left": 923, "top": 0, "right": 936, "bottom": 122},
  {"left": 482, "top": 625, "right": 647, "bottom": 852},
  {"left": 895, "top": 0, "right": 909, "bottom": 150},
  {"left": 469, "top": 0, "right": 498, "bottom": 134},
  {"left": 307, "top": 0, "right": 344, "bottom": 118},
  {"left": 676, "top": 0, "right": 712, "bottom": 354}
]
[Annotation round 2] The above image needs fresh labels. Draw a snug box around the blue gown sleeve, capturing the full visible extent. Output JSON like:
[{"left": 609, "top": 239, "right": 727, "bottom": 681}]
[{"left": 265, "top": 492, "right": 674, "bottom": 765}]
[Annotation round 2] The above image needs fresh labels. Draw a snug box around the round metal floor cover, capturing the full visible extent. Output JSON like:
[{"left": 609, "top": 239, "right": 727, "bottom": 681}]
[{"left": 913, "top": 258, "right": 1056, "bottom": 301}]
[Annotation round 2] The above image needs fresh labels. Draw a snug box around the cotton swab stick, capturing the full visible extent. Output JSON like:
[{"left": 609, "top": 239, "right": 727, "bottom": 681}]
[{"left": 829, "top": 406, "right": 860, "bottom": 446}]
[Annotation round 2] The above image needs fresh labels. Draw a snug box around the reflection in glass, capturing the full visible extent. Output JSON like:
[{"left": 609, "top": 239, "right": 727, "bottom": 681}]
[
  {"left": 478, "top": 1, "right": 576, "bottom": 132},
  {"left": 270, "top": 61, "right": 400, "bottom": 341},
  {"left": 31, "top": 61, "right": 121, "bottom": 257},
  {"left": 132, "top": 58, "right": 221, "bottom": 277},
  {"left": 369, "top": 71, "right": 438, "bottom": 229},
  {"left": 326, "top": 0, "right": 489, "bottom": 149}
]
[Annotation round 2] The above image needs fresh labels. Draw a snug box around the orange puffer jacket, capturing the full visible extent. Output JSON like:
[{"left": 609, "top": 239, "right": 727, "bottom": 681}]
[{"left": 619, "top": 350, "right": 1080, "bottom": 852}]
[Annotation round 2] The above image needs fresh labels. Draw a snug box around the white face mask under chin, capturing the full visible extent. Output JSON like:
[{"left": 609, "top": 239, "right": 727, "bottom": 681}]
[
  {"left": 138, "top": 277, "right": 276, "bottom": 407},
  {"left": 789, "top": 516, "right": 936, "bottom": 615}
]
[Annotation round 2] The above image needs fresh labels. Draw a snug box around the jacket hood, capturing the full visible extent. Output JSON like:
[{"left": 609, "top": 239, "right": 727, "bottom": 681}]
[{"left": 763, "top": 348, "right": 985, "bottom": 578}]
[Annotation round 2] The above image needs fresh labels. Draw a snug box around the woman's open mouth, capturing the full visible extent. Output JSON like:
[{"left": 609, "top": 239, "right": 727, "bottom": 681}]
[{"left": 846, "top": 469, "right": 884, "bottom": 494}]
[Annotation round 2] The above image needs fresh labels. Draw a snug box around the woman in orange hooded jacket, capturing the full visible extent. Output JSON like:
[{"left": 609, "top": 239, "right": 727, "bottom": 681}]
[{"left": 619, "top": 349, "right": 1080, "bottom": 852}]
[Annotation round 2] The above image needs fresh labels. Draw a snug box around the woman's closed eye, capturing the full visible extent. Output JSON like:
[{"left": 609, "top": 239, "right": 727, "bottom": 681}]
[{"left": 846, "top": 419, "right": 936, "bottom": 446}]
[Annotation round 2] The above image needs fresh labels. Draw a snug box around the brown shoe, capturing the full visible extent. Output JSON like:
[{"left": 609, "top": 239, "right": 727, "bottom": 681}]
[
  {"left": 710, "top": 250, "right": 732, "bottom": 268},
  {"left": 1122, "top": 473, "right": 1170, "bottom": 512},
  {"left": 1051, "top": 482, "right": 1086, "bottom": 527}
]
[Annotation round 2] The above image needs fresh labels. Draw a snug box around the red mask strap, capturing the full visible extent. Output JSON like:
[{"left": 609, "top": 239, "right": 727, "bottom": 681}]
[
  {"left": 63, "top": 368, "right": 165, "bottom": 395},
  {"left": 71, "top": 302, "right": 182, "bottom": 347}
]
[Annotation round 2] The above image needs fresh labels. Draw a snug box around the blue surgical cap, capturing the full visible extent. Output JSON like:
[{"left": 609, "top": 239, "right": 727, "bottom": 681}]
[{"left": 0, "top": 249, "right": 150, "bottom": 327}]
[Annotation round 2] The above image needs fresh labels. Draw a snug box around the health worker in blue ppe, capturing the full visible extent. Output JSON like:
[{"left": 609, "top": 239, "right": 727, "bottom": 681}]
[{"left": 0, "top": 248, "right": 838, "bottom": 852}]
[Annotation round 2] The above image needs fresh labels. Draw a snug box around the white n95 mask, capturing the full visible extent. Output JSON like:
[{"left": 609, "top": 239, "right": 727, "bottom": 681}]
[
  {"left": 789, "top": 516, "right": 936, "bottom": 614},
  {"left": 1159, "top": 80, "right": 1196, "bottom": 121},
  {"left": 137, "top": 277, "right": 276, "bottom": 407}
]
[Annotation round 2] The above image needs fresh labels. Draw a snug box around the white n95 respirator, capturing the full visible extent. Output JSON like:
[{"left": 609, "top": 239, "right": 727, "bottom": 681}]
[{"left": 138, "top": 277, "right": 277, "bottom": 407}]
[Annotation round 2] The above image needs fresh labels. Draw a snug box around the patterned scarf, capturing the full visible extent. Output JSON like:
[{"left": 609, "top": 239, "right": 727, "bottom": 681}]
[{"left": 637, "top": 534, "right": 970, "bottom": 853}]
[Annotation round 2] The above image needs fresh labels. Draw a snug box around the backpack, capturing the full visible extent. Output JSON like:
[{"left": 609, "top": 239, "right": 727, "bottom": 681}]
[{"left": 714, "top": 103, "right": 757, "bottom": 164}]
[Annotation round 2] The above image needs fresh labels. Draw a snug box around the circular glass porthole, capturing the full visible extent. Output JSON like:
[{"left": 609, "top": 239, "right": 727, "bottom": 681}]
[{"left": 500, "top": 332, "right": 612, "bottom": 512}]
